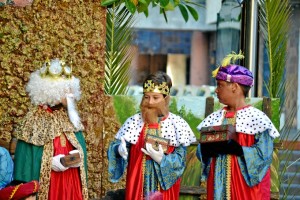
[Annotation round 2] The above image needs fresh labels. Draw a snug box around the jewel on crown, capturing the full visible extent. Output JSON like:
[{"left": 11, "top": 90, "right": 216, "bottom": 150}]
[
  {"left": 40, "top": 58, "right": 72, "bottom": 79},
  {"left": 143, "top": 80, "right": 170, "bottom": 95}
]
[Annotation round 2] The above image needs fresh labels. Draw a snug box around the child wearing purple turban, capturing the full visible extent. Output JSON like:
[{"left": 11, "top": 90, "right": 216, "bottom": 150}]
[{"left": 196, "top": 51, "right": 279, "bottom": 200}]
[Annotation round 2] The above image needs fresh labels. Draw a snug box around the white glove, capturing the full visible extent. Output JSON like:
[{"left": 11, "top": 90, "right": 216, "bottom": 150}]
[
  {"left": 118, "top": 137, "right": 128, "bottom": 160},
  {"left": 51, "top": 154, "right": 69, "bottom": 172},
  {"left": 68, "top": 149, "right": 82, "bottom": 168},
  {"left": 141, "top": 143, "right": 164, "bottom": 164},
  {"left": 66, "top": 93, "right": 81, "bottom": 130}
]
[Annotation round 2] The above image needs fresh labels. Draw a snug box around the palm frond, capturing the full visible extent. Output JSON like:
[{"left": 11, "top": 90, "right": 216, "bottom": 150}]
[
  {"left": 258, "top": 0, "right": 291, "bottom": 98},
  {"left": 258, "top": 1, "right": 295, "bottom": 198},
  {"left": 105, "top": 4, "right": 136, "bottom": 95}
]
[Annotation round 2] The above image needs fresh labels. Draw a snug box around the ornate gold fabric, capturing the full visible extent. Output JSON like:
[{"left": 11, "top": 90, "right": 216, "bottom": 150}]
[
  {"left": 65, "top": 132, "right": 89, "bottom": 200},
  {"left": 14, "top": 106, "right": 83, "bottom": 146},
  {"left": 38, "top": 131, "right": 88, "bottom": 200},
  {"left": 38, "top": 141, "right": 53, "bottom": 200},
  {"left": 15, "top": 106, "right": 88, "bottom": 199}
]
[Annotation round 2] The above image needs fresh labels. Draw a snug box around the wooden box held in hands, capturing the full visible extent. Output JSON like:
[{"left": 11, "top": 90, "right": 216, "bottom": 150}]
[
  {"left": 145, "top": 134, "right": 170, "bottom": 153},
  {"left": 199, "top": 124, "right": 236, "bottom": 143},
  {"left": 60, "top": 153, "right": 81, "bottom": 167}
]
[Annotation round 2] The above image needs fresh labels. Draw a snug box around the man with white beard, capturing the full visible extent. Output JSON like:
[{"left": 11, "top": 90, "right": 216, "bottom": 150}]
[
  {"left": 13, "top": 58, "right": 88, "bottom": 200},
  {"left": 108, "top": 71, "right": 196, "bottom": 200}
]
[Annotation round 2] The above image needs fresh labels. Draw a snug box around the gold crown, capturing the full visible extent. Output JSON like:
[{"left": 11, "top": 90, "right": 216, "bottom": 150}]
[
  {"left": 40, "top": 58, "right": 72, "bottom": 79},
  {"left": 143, "top": 80, "right": 170, "bottom": 95}
]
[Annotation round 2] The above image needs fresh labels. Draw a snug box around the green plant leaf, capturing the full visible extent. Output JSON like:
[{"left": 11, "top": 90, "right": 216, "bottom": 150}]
[
  {"left": 101, "top": 0, "right": 119, "bottom": 6},
  {"left": 258, "top": 1, "right": 298, "bottom": 198},
  {"left": 161, "top": 0, "right": 180, "bottom": 11},
  {"left": 173, "top": 0, "right": 180, "bottom": 6},
  {"left": 144, "top": 0, "right": 152, "bottom": 5},
  {"left": 161, "top": 8, "right": 168, "bottom": 22},
  {"left": 159, "top": 0, "right": 170, "bottom": 7},
  {"left": 258, "top": 0, "right": 291, "bottom": 98},
  {"left": 143, "top": 9, "right": 149, "bottom": 17},
  {"left": 137, "top": 0, "right": 149, "bottom": 13},
  {"left": 125, "top": 0, "right": 137, "bottom": 13},
  {"left": 163, "top": 0, "right": 176, "bottom": 11},
  {"left": 102, "top": 0, "right": 201, "bottom": 22},
  {"left": 178, "top": 4, "right": 188, "bottom": 22},
  {"left": 138, "top": 0, "right": 150, "bottom": 6},
  {"left": 184, "top": 0, "right": 203, "bottom": 7},
  {"left": 186, "top": 4, "right": 198, "bottom": 21}
]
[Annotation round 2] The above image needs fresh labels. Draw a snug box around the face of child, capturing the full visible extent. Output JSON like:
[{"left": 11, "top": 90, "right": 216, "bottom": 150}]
[
  {"left": 142, "top": 92, "right": 165, "bottom": 105},
  {"left": 140, "top": 92, "right": 169, "bottom": 124},
  {"left": 215, "top": 80, "right": 234, "bottom": 105}
]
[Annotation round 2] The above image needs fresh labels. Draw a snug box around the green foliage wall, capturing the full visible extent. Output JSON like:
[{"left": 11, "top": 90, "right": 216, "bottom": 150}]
[{"left": 0, "top": 1, "right": 112, "bottom": 198}]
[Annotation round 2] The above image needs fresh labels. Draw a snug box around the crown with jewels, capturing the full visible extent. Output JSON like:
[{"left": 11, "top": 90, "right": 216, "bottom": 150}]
[
  {"left": 40, "top": 58, "right": 72, "bottom": 79},
  {"left": 143, "top": 80, "right": 170, "bottom": 95}
]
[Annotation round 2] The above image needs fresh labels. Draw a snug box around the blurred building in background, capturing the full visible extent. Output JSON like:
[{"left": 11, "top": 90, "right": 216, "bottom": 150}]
[{"left": 129, "top": 0, "right": 300, "bottom": 131}]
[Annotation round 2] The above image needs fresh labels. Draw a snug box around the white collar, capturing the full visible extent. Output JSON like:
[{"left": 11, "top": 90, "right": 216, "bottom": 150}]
[
  {"left": 115, "top": 112, "right": 197, "bottom": 146},
  {"left": 197, "top": 106, "right": 279, "bottom": 138}
]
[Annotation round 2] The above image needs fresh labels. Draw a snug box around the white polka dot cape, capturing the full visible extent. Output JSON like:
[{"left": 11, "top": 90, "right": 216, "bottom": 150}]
[
  {"left": 115, "top": 112, "right": 197, "bottom": 147},
  {"left": 196, "top": 106, "right": 280, "bottom": 138}
]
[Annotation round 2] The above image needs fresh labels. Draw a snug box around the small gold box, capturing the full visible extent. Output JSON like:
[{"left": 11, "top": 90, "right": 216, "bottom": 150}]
[
  {"left": 60, "top": 153, "right": 81, "bottom": 167},
  {"left": 145, "top": 134, "right": 170, "bottom": 153},
  {"left": 199, "top": 124, "right": 236, "bottom": 143}
]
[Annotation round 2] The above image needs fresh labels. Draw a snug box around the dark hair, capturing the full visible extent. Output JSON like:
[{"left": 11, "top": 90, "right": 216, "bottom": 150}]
[
  {"left": 224, "top": 82, "right": 250, "bottom": 97},
  {"left": 239, "top": 84, "right": 251, "bottom": 97}
]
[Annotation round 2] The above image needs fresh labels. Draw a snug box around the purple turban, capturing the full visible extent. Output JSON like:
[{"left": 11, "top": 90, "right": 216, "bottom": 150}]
[{"left": 215, "top": 64, "right": 254, "bottom": 87}]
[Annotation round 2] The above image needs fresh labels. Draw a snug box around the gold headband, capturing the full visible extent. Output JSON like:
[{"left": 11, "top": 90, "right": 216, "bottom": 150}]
[
  {"left": 143, "top": 80, "right": 170, "bottom": 95},
  {"left": 40, "top": 58, "right": 72, "bottom": 79}
]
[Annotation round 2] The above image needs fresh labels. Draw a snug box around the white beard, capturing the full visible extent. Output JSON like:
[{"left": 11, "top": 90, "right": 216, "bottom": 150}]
[{"left": 66, "top": 94, "right": 81, "bottom": 129}]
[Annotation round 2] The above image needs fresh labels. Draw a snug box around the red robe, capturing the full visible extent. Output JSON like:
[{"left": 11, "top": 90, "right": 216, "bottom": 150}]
[
  {"left": 125, "top": 123, "right": 181, "bottom": 200},
  {"left": 206, "top": 110, "right": 271, "bottom": 200},
  {"left": 207, "top": 133, "right": 271, "bottom": 200},
  {"left": 48, "top": 136, "right": 83, "bottom": 200}
]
